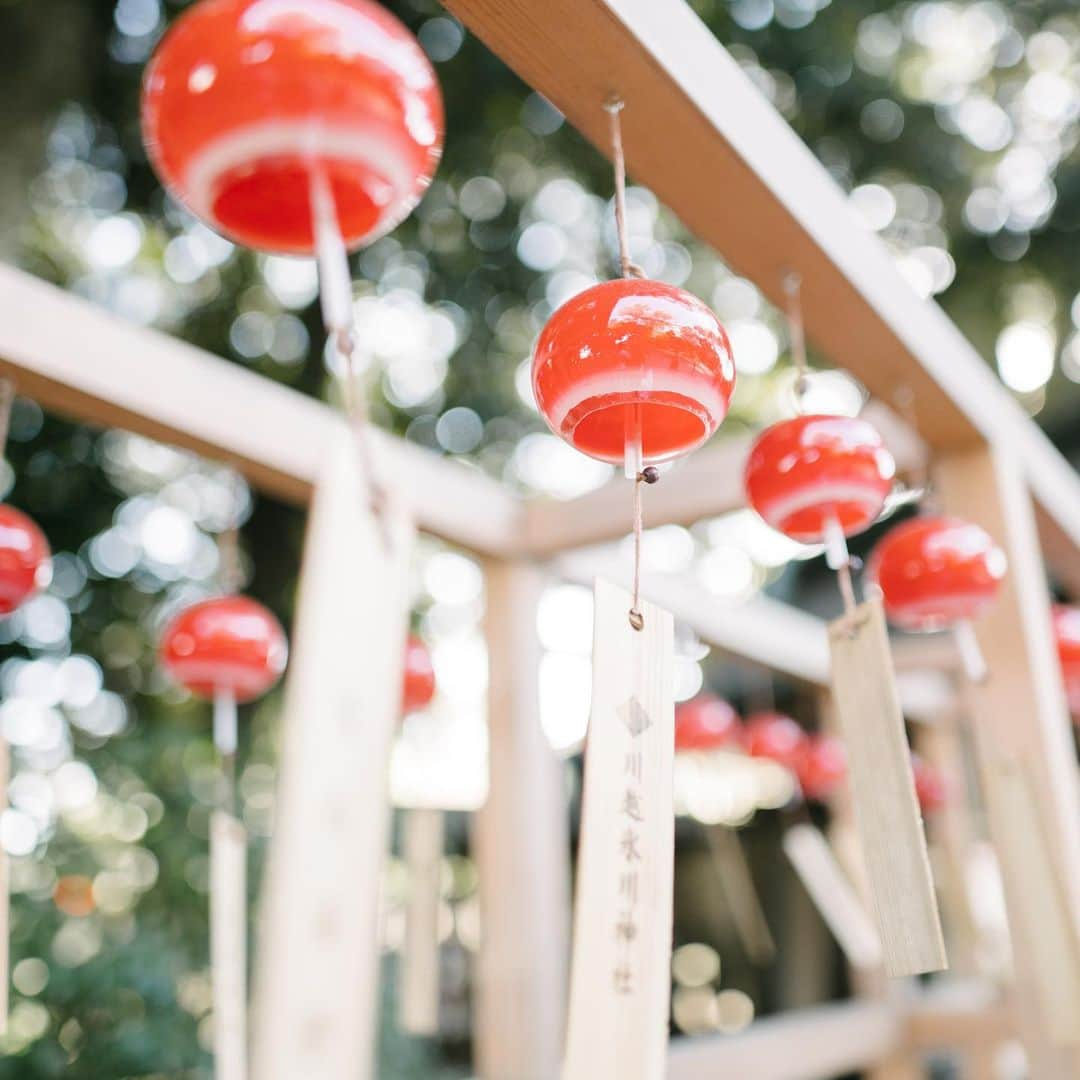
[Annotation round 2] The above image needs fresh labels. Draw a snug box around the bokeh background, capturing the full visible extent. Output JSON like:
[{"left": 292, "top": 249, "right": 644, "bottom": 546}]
[{"left": 0, "top": 0, "right": 1077, "bottom": 1076}]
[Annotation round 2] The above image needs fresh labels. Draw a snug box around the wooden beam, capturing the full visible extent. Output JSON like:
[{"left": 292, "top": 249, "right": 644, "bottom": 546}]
[
  {"left": 665, "top": 1000, "right": 902, "bottom": 1080},
  {"left": 472, "top": 562, "right": 570, "bottom": 1080},
  {"left": 0, "top": 264, "right": 520, "bottom": 555}
]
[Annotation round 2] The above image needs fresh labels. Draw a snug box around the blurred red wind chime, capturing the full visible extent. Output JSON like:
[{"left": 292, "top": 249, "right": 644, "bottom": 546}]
[
  {"left": 0, "top": 380, "right": 53, "bottom": 1030},
  {"left": 533, "top": 97, "right": 736, "bottom": 1080},
  {"left": 141, "top": 1, "right": 444, "bottom": 1077}
]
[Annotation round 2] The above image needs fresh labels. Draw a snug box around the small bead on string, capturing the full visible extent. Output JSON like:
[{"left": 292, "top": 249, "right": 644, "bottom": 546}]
[{"left": 605, "top": 97, "right": 655, "bottom": 630}]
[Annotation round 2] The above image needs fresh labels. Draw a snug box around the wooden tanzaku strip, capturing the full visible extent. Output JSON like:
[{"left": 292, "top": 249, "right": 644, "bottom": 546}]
[
  {"left": 210, "top": 811, "right": 247, "bottom": 1080},
  {"left": 783, "top": 823, "right": 883, "bottom": 972},
  {"left": 398, "top": 808, "right": 444, "bottom": 1036},
  {"left": 828, "top": 598, "right": 946, "bottom": 977},
  {"left": 563, "top": 579, "right": 674, "bottom": 1080},
  {"left": 251, "top": 426, "right": 413, "bottom": 1080},
  {"left": 472, "top": 561, "right": 570, "bottom": 1080},
  {"left": 0, "top": 266, "right": 518, "bottom": 555},
  {"left": 704, "top": 825, "right": 775, "bottom": 966}
]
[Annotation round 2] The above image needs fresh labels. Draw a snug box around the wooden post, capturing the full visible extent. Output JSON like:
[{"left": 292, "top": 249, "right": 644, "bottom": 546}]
[
  {"left": 251, "top": 427, "right": 414, "bottom": 1080},
  {"left": 563, "top": 579, "right": 674, "bottom": 1080},
  {"left": 937, "top": 444, "right": 1080, "bottom": 1076},
  {"left": 472, "top": 562, "right": 570, "bottom": 1080},
  {"left": 828, "top": 598, "right": 946, "bottom": 977},
  {"left": 398, "top": 808, "right": 444, "bottom": 1036}
]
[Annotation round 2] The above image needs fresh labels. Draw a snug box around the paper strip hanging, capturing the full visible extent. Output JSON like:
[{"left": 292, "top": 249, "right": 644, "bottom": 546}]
[
  {"left": 828, "top": 596, "right": 946, "bottom": 977},
  {"left": 563, "top": 579, "right": 674, "bottom": 1080},
  {"left": 251, "top": 425, "right": 413, "bottom": 1080}
]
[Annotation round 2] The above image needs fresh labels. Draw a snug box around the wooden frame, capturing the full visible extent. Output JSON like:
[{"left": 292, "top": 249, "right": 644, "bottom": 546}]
[{"left": 3, "top": 0, "right": 1080, "bottom": 1075}]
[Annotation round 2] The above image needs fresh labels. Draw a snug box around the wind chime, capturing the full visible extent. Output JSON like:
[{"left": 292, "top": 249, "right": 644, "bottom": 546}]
[
  {"left": 158, "top": 587, "right": 287, "bottom": 1080},
  {"left": 867, "top": 515, "right": 1006, "bottom": 684},
  {"left": 743, "top": 273, "right": 946, "bottom": 978},
  {"left": 0, "top": 381, "right": 52, "bottom": 1029},
  {"left": 141, "top": 1, "right": 444, "bottom": 1077},
  {"left": 538, "top": 99, "right": 735, "bottom": 1079}
]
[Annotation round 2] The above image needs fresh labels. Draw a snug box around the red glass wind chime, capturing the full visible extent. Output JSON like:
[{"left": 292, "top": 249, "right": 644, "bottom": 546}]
[
  {"left": 0, "top": 381, "right": 52, "bottom": 1025},
  {"left": 142, "top": 1, "right": 444, "bottom": 1076},
  {"left": 539, "top": 100, "right": 735, "bottom": 1079},
  {"left": 1053, "top": 604, "right": 1080, "bottom": 721},
  {"left": 743, "top": 273, "right": 947, "bottom": 978}
]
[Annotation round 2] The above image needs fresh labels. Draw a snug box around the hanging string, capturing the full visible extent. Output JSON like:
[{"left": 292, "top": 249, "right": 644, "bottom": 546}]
[
  {"left": 217, "top": 525, "right": 244, "bottom": 595},
  {"left": 604, "top": 98, "right": 646, "bottom": 281},
  {"left": 605, "top": 97, "right": 655, "bottom": 630},
  {"left": 311, "top": 171, "right": 388, "bottom": 524},
  {"left": 782, "top": 272, "right": 811, "bottom": 405}
]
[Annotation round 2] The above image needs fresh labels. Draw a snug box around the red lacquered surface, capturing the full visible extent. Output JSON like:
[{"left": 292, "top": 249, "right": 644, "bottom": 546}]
[
  {"left": 911, "top": 754, "right": 947, "bottom": 815},
  {"left": 531, "top": 279, "right": 736, "bottom": 466},
  {"left": 402, "top": 633, "right": 436, "bottom": 714},
  {"left": 142, "top": 0, "right": 443, "bottom": 253},
  {"left": 1053, "top": 604, "right": 1080, "bottom": 717},
  {"left": 744, "top": 711, "right": 807, "bottom": 772},
  {"left": 743, "top": 415, "right": 895, "bottom": 543},
  {"left": 674, "top": 695, "right": 741, "bottom": 753},
  {"left": 867, "top": 516, "right": 1006, "bottom": 632},
  {"left": 0, "top": 505, "right": 51, "bottom": 616},
  {"left": 160, "top": 595, "right": 288, "bottom": 702},
  {"left": 796, "top": 735, "right": 846, "bottom": 802}
]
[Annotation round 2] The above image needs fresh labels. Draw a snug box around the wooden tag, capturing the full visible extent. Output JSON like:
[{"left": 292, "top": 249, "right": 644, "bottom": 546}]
[
  {"left": 563, "top": 579, "right": 674, "bottom": 1080},
  {"left": 828, "top": 597, "right": 946, "bottom": 976},
  {"left": 210, "top": 811, "right": 247, "bottom": 1080},
  {"left": 251, "top": 426, "right": 414, "bottom": 1080},
  {"left": 398, "top": 808, "right": 443, "bottom": 1036},
  {"left": 783, "top": 823, "right": 883, "bottom": 971}
]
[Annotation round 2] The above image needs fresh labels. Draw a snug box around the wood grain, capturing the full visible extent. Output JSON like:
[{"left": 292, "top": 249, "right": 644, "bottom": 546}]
[
  {"left": 398, "top": 808, "right": 443, "bottom": 1036},
  {"left": 563, "top": 579, "right": 674, "bottom": 1080},
  {"left": 210, "top": 811, "right": 247, "bottom": 1080},
  {"left": 251, "top": 427, "right": 413, "bottom": 1080},
  {"left": 828, "top": 598, "right": 946, "bottom": 977}
]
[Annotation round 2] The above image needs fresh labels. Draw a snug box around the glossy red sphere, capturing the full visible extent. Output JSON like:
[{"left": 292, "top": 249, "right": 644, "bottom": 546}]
[
  {"left": 1052, "top": 605, "right": 1080, "bottom": 717},
  {"left": 401, "top": 634, "right": 436, "bottom": 714},
  {"left": 531, "top": 279, "right": 736, "bottom": 466},
  {"left": 0, "top": 505, "right": 51, "bottom": 616},
  {"left": 160, "top": 595, "right": 288, "bottom": 702},
  {"left": 744, "top": 711, "right": 807, "bottom": 772},
  {"left": 142, "top": 0, "right": 443, "bottom": 254},
  {"left": 911, "top": 754, "right": 947, "bottom": 815},
  {"left": 743, "top": 415, "right": 895, "bottom": 543},
  {"left": 867, "top": 516, "right": 1006, "bottom": 632},
  {"left": 796, "top": 735, "right": 847, "bottom": 802},
  {"left": 674, "top": 695, "right": 741, "bottom": 753}
]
